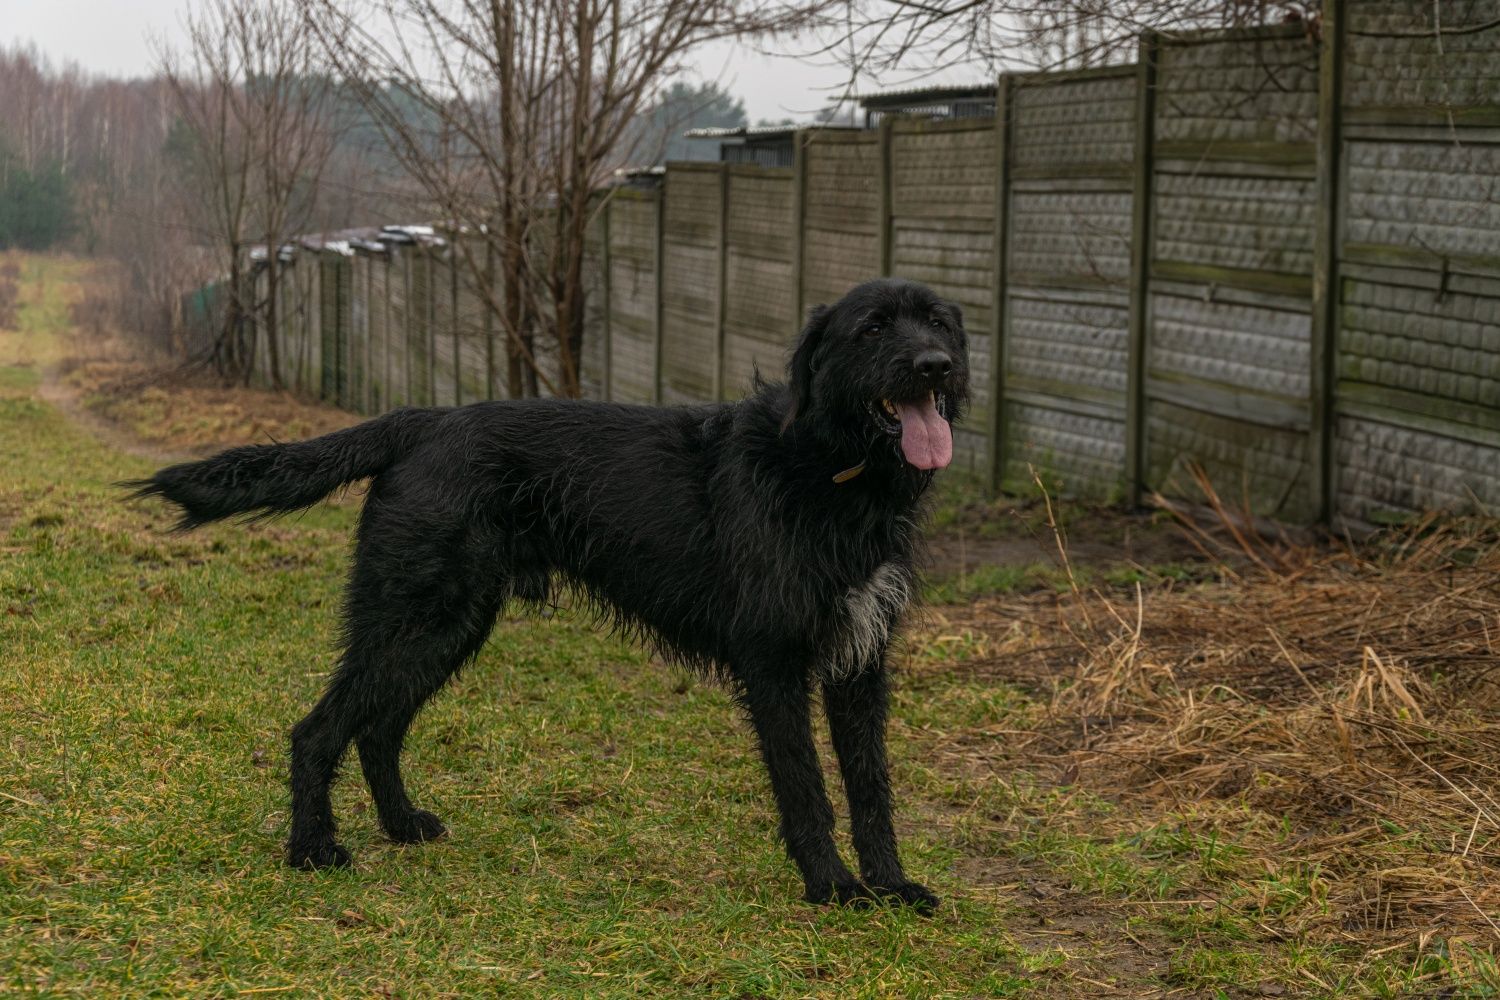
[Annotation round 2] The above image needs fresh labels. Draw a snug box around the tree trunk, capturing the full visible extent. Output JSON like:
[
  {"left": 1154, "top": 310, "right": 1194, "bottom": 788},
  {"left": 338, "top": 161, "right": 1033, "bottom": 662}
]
[
  {"left": 558, "top": 188, "right": 589, "bottom": 399},
  {"left": 222, "top": 248, "right": 245, "bottom": 379},
  {"left": 500, "top": 229, "right": 526, "bottom": 399},
  {"left": 266, "top": 251, "right": 283, "bottom": 389}
]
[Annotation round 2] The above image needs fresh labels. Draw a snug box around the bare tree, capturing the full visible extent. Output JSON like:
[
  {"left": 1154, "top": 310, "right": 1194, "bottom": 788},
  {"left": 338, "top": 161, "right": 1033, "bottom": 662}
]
[
  {"left": 823, "top": 0, "right": 1317, "bottom": 81},
  {"left": 159, "top": 25, "right": 255, "bottom": 375},
  {"left": 303, "top": 0, "right": 832, "bottom": 398},
  {"left": 244, "top": 7, "right": 342, "bottom": 389},
  {"left": 102, "top": 80, "right": 222, "bottom": 356},
  {"left": 159, "top": 0, "right": 340, "bottom": 384}
]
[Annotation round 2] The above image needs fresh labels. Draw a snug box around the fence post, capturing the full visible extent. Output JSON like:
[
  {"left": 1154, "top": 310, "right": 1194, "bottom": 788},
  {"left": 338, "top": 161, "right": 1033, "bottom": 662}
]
[
  {"left": 791, "top": 128, "right": 808, "bottom": 334},
  {"left": 600, "top": 197, "right": 613, "bottom": 402},
  {"left": 987, "top": 75, "right": 1013, "bottom": 495},
  {"left": 653, "top": 179, "right": 666, "bottom": 404},
  {"left": 450, "top": 246, "right": 461, "bottom": 405},
  {"left": 305, "top": 262, "right": 314, "bottom": 395},
  {"left": 339, "top": 257, "right": 351, "bottom": 407},
  {"left": 483, "top": 238, "right": 497, "bottom": 400},
  {"left": 878, "top": 117, "right": 894, "bottom": 277},
  {"left": 383, "top": 252, "right": 393, "bottom": 410},
  {"left": 405, "top": 248, "right": 417, "bottom": 404},
  {"left": 1310, "top": 0, "right": 1345, "bottom": 524},
  {"left": 715, "top": 162, "right": 729, "bottom": 400},
  {"left": 319, "top": 254, "right": 333, "bottom": 401},
  {"left": 1125, "top": 32, "right": 1159, "bottom": 508},
  {"left": 295, "top": 261, "right": 304, "bottom": 394},
  {"left": 426, "top": 251, "right": 437, "bottom": 405},
  {"left": 365, "top": 253, "right": 375, "bottom": 413},
  {"left": 409, "top": 248, "right": 419, "bottom": 405}
]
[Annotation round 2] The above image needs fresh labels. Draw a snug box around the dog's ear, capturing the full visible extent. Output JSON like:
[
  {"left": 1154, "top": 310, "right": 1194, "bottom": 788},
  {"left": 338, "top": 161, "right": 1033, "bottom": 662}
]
[{"left": 783, "top": 304, "right": 831, "bottom": 431}]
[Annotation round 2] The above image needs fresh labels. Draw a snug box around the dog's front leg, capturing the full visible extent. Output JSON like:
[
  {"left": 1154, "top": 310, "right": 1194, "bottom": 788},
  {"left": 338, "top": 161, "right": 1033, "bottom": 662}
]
[
  {"left": 739, "top": 671, "right": 866, "bottom": 906},
  {"left": 823, "top": 664, "right": 939, "bottom": 912}
]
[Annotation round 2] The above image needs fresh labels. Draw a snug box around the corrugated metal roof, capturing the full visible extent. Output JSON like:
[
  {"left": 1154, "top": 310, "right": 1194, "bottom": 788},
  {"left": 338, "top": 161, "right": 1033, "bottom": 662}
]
[
  {"left": 682, "top": 123, "right": 858, "bottom": 141},
  {"left": 377, "top": 224, "right": 446, "bottom": 248},
  {"left": 246, "top": 226, "right": 435, "bottom": 267},
  {"left": 855, "top": 83, "right": 996, "bottom": 107}
]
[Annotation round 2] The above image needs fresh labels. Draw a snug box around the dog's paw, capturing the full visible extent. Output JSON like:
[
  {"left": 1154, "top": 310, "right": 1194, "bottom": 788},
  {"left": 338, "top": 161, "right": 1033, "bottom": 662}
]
[
  {"left": 805, "top": 879, "right": 877, "bottom": 908},
  {"left": 384, "top": 809, "right": 447, "bottom": 845},
  {"left": 808, "top": 877, "right": 940, "bottom": 913},
  {"left": 286, "top": 839, "right": 352, "bottom": 870},
  {"left": 868, "top": 880, "right": 940, "bottom": 914}
]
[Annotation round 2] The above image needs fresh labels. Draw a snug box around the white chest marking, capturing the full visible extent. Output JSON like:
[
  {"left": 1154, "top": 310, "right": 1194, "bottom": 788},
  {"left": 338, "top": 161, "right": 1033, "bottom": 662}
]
[{"left": 828, "top": 562, "right": 911, "bottom": 679}]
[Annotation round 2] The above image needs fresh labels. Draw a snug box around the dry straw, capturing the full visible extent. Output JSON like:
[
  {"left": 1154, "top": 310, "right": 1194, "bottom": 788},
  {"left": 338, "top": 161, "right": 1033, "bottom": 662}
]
[{"left": 929, "top": 468, "right": 1500, "bottom": 958}]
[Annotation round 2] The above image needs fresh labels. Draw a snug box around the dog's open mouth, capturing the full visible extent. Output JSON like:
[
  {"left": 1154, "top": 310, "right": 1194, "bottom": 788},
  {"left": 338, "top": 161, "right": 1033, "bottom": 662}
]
[{"left": 870, "top": 392, "right": 953, "bottom": 471}]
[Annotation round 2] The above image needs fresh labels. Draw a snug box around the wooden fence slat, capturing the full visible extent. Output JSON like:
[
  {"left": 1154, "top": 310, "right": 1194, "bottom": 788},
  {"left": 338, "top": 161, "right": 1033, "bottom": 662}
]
[
  {"left": 988, "top": 75, "right": 1012, "bottom": 493},
  {"left": 791, "top": 129, "right": 807, "bottom": 336},
  {"left": 654, "top": 182, "right": 666, "bottom": 404},
  {"left": 1310, "top": 0, "right": 1345, "bottom": 522},
  {"left": 1127, "top": 31, "right": 1159, "bottom": 507},
  {"left": 715, "top": 163, "right": 729, "bottom": 401}
]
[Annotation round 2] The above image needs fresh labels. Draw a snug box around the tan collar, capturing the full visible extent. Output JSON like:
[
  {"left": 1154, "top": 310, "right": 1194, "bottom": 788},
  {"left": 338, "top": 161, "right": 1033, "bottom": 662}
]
[{"left": 832, "top": 461, "right": 866, "bottom": 484}]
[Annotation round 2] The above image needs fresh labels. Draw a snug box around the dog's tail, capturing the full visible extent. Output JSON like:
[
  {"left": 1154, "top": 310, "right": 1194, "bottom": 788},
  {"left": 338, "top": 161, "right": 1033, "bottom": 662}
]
[{"left": 122, "top": 406, "right": 445, "bottom": 530}]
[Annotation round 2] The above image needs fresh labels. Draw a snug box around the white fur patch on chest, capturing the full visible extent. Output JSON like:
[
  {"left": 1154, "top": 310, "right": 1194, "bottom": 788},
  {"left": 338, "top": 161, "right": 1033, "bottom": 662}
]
[{"left": 826, "top": 561, "right": 912, "bottom": 679}]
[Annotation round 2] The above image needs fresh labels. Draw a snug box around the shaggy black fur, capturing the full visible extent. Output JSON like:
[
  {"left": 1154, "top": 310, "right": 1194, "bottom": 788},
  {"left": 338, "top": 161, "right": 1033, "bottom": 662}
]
[{"left": 125, "top": 278, "right": 970, "bottom": 911}]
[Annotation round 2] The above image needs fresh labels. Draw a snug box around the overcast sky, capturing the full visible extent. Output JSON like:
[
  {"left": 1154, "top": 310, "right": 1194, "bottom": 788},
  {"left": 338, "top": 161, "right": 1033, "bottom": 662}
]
[{"left": 3, "top": 0, "right": 973, "bottom": 124}]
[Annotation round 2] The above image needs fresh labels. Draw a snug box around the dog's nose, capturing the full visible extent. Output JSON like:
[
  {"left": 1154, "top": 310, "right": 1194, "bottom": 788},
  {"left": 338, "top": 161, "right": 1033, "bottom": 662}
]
[{"left": 913, "top": 350, "right": 952, "bottom": 383}]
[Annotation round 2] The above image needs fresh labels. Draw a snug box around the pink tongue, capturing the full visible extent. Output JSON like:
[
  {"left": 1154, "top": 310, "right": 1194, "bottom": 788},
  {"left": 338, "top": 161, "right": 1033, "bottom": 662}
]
[{"left": 895, "top": 396, "right": 953, "bottom": 470}]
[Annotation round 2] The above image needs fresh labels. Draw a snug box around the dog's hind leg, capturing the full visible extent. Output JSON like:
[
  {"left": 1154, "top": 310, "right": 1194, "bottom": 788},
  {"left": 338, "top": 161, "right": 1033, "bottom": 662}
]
[
  {"left": 355, "top": 594, "right": 503, "bottom": 845},
  {"left": 286, "top": 584, "right": 504, "bottom": 868},
  {"left": 286, "top": 483, "right": 511, "bottom": 869},
  {"left": 737, "top": 669, "right": 865, "bottom": 906},
  {"left": 823, "top": 664, "right": 938, "bottom": 912},
  {"left": 357, "top": 696, "right": 451, "bottom": 846},
  {"left": 286, "top": 662, "right": 376, "bottom": 870}
]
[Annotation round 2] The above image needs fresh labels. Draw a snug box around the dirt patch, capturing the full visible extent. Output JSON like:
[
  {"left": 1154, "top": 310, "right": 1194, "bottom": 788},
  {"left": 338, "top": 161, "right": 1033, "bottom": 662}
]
[
  {"left": 44, "top": 357, "right": 360, "bottom": 463},
  {"left": 923, "top": 492, "right": 1226, "bottom": 589},
  {"left": 956, "top": 854, "right": 1185, "bottom": 997}
]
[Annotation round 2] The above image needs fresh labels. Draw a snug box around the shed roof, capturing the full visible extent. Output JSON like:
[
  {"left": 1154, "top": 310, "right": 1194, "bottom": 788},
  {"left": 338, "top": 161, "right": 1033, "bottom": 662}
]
[
  {"left": 855, "top": 83, "right": 996, "bottom": 108},
  {"left": 682, "top": 123, "right": 859, "bottom": 142}
]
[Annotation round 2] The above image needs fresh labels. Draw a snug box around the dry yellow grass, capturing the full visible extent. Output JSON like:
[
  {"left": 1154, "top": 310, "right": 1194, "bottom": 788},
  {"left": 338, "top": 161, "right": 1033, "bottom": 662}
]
[{"left": 931, "top": 496, "right": 1500, "bottom": 981}]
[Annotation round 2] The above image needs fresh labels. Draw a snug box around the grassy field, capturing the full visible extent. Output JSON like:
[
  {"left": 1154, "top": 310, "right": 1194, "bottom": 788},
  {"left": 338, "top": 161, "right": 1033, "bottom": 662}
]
[{"left": 3, "top": 256, "right": 1499, "bottom": 997}]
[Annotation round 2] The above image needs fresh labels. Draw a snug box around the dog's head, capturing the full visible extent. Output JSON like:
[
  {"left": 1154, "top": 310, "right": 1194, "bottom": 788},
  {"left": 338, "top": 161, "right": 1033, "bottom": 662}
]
[{"left": 784, "top": 278, "right": 970, "bottom": 472}]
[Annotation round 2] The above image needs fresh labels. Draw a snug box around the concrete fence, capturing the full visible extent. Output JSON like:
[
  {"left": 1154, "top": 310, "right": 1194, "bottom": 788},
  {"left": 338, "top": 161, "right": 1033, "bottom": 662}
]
[{"left": 244, "top": 0, "right": 1500, "bottom": 527}]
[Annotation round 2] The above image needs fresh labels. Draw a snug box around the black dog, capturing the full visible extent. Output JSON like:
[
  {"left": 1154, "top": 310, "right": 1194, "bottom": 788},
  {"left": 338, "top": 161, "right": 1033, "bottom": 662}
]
[{"left": 127, "top": 277, "right": 969, "bottom": 910}]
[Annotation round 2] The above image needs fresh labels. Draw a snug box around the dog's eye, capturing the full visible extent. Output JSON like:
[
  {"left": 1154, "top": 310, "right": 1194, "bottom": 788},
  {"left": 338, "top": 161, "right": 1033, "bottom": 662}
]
[
  {"left": 862, "top": 322, "right": 883, "bottom": 336},
  {"left": 928, "top": 317, "right": 944, "bottom": 330}
]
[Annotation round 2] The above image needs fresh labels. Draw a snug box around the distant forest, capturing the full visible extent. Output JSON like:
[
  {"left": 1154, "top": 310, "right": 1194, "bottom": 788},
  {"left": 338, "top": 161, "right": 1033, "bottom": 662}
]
[
  {"left": 0, "top": 40, "right": 747, "bottom": 368},
  {"left": 0, "top": 47, "right": 747, "bottom": 254}
]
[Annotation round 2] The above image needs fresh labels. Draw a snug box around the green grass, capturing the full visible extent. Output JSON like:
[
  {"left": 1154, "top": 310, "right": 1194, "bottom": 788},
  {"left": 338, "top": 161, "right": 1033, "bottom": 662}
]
[
  {"left": 3, "top": 256, "right": 1495, "bottom": 997},
  {"left": 0, "top": 259, "right": 1031, "bottom": 997},
  {"left": 923, "top": 561, "right": 1217, "bottom": 604}
]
